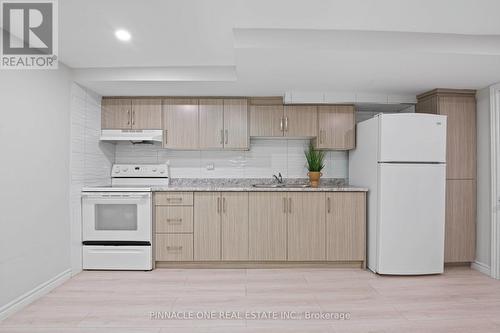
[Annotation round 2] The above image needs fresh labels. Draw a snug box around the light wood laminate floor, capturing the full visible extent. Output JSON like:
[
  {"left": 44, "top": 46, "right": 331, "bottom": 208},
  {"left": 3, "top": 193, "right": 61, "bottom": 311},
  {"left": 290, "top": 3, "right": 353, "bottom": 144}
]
[{"left": 1, "top": 267, "right": 500, "bottom": 332}]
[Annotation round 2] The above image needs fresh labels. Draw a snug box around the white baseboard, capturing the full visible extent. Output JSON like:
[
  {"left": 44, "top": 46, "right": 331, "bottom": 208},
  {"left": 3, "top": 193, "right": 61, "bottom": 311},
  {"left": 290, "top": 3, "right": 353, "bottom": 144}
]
[
  {"left": 0, "top": 268, "right": 72, "bottom": 321},
  {"left": 471, "top": 261, "right": 491, "bottom": 276}
]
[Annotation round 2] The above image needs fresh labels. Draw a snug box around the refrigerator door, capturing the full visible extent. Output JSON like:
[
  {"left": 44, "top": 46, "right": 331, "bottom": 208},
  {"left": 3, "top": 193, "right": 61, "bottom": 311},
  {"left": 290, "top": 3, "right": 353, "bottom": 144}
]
[
  {"left": 377, "top": 163, "right": 446, "bottom": 275},
  {"left": 378, "top": 114, "right": 447, "bottom": 163}
]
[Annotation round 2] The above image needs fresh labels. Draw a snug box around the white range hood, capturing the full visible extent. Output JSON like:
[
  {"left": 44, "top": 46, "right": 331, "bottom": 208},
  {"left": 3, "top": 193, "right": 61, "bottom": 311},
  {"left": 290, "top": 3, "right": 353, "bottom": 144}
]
[{"left": 100, "top": 129, "right": 163, "bottom": 143}]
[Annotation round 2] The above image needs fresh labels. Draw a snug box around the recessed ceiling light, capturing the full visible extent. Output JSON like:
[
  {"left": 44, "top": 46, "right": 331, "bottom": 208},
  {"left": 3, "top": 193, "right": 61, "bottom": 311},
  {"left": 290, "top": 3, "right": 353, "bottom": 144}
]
[{"left": 115, "top": 29, "right": 131, "bottom": 42}]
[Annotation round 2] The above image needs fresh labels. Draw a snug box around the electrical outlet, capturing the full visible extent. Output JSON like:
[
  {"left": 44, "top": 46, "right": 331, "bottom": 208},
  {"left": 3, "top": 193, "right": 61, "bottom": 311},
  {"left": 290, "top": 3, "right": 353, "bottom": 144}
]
[{"left": 206, "top": 163, "right": 215, "bottom": 171}]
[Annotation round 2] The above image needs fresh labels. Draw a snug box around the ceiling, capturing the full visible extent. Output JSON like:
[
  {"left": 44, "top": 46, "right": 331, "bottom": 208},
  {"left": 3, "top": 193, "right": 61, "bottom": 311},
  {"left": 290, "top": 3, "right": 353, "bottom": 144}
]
[{"left": 60, "top": 0, "right": 500, "bottom": 96}]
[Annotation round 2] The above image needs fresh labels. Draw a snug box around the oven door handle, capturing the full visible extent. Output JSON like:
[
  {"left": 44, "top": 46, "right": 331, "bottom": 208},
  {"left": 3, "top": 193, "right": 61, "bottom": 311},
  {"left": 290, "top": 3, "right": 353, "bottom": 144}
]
[{"left": 82, "top": 193, "right": 150, "bottom": 199}]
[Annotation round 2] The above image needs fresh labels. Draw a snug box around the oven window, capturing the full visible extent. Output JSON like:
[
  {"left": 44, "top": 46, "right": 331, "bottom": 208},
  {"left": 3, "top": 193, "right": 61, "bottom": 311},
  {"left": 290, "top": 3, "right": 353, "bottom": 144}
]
[{"left": 95, "top": 204, "right": 138, "bottom": 230}]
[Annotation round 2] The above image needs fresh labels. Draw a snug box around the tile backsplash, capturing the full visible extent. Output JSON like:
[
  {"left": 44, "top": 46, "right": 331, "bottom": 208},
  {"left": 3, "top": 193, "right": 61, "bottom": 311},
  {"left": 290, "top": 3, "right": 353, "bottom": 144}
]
[{"left": 115, "top": 139, "right": 348, "bottom": 179}]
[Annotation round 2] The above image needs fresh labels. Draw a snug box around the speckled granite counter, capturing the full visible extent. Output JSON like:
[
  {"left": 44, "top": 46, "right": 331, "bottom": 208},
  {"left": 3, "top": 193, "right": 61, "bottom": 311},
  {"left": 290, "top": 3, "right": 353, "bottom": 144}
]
[{"left": 152, "top": 178, "right": 368, "bottom": 192}]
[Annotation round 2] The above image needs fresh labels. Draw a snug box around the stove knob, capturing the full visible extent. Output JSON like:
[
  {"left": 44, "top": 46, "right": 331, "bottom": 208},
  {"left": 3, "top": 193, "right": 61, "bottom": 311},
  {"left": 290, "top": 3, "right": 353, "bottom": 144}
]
[
  {"left": 152, "top": 167, "right": 158, "bottom": 172},
  {"left": 122, "top": 167, "right": 128, "bottom": 172},
  {"left": 160, "top": 169, "right": 165, "bottom": 174},
  {"left": 114, "top": 169, "right": 120, "bottom": 174}
]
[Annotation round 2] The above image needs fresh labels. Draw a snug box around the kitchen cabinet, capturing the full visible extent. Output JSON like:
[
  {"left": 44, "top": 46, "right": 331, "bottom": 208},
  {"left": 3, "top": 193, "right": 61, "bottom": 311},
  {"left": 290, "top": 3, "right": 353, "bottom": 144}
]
[
  {"left": 131, "top": 99, "right": 162, "bottom": 129},
  {"left": 194, "top": 192, "right": 249, "bottom": 261},
  {"left": 162, "top": 98, "right": 199, "bottom": 149},
  {"left": 221, "top": 192, "right": 249, "bottom": 260},
  {"left": 102, "top": 98, "right": 132, "bottom": 129},
  {"left": 284, "top": 105, "right": 317, "bottom": 137},
  {"left": 156, "top": 234, "right": 193, "bottom": 261},
  {"left": 194, "top": 192, "right": 221, "bottom": 261},
  {"left": 326, "top": 192, "right": 366, "bottom": 261},
  {"left": 250, "top": 104, "right": 284, "bottom": 137},
  {"left": 199, "top": 99, "right": 224, "bottom": 149},
  {"left": 102, "top": 98, "right": 161, "bottom": 130},
  {"left": 416, "top": 89, "right": 476, "bottom": 263},
  {"left": 287, "top": 192, "right": 326, "bottom": 261},
  {"left": 248, "top": 192, "right": 288, "bottom": 261},
  {"left": 313, "top": 105, "right": 355, "bottom": 150},
  {"left": 445, "top": 179, "right": 476, "bottom": 263},
  {"left": 223, "top": 99, "right": 249, "bottom": 150}
]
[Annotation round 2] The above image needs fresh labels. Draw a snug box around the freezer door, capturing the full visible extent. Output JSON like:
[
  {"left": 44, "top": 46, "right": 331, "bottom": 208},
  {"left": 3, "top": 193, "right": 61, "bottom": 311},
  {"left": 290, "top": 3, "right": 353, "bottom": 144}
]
[
  {"left": 379, "top": 114, "right": 447, "bottom": 163},
  {"left": 377, "top": 163, "right": 446, "bottom": 275}
]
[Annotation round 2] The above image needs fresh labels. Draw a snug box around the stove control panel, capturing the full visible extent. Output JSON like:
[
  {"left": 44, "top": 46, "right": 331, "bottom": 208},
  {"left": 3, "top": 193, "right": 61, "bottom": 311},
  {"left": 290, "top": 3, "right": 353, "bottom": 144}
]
[{"left": 112, "top": 164, "right": 169, "bottom": 178}]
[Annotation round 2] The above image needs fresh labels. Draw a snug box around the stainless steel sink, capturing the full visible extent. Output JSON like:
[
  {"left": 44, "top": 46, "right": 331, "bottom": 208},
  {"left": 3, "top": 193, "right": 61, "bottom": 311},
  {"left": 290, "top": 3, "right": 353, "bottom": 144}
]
[
  {"left": 282, "top": 184, "right": 310, "bottom": 188},
  {"left": 252, "top": 184, "right": 285, "bottom": 188},
  {"left": 251, "top": 183, "right": 310, "bottom": 188}
]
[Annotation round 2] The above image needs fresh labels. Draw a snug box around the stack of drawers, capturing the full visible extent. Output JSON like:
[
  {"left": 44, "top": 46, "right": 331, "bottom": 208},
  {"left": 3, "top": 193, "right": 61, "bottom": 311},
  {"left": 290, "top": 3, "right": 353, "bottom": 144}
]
[{"left": 154, "top": 192, "right": 194, "bottom": 261}]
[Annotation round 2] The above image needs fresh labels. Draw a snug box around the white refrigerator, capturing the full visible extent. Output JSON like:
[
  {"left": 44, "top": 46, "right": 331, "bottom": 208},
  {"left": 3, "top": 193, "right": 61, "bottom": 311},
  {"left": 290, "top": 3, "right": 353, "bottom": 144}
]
[{"left": 349, "top": 113, "right": 447, "bottom": 275}]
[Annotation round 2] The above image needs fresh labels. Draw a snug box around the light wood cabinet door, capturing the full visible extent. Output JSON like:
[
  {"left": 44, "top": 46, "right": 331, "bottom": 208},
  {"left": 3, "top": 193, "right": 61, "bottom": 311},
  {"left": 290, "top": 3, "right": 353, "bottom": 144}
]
[
  {"left": 326, "top": 192, "right": 366, "bottom": 261},
  {"left": 101, "top": 98, "right": 131, "bottom": 129},
  {"left": 249, "top": 104, "right": 284, "bottom": 137},
  {"left": 131, "top": 99, "right": 162, "bottom": 129},
  {"left": 315, "top": 105, "right": 355, "bottom": 150},
  {"left": 199, "top": 99, "right": 224, "bottom": 149},
  {"left": 221, "top": 192, "right": 249, "bottom": 260},
  {"left": 287, "top": 192, "right": 326, "bottom": 261},
  {"left": 194, "top": 192, "right": 221, "bottom": 261},
  {"left": 438, "top": 95, "right": 476, "bottom": 179},
  {"left": 162, "top": 99, "right": 199, "bottom": 149},
  {"left": 156, "top": 234, "right": 193, "bottom": 261},
  {"left": 248, "top": 192, "right": 287, "bottom": 261},
  {"left": 444, "top": 179, "right": 476, "bottom": 262},
  {"left": 224, "top": 99, "right": 249, "bottom": 149},
  {"left": 284, "top": 105, "right": 317, "bottom": 137},
  {"left": 155, "top": 206, "right": 193, "bottom": 233}
]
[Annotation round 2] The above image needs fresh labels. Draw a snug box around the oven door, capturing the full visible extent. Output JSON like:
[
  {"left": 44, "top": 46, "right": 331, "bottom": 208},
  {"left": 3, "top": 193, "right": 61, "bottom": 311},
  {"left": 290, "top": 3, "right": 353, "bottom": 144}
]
[{"left": 82, "top": 192, "right": 152, "bottom": 242}]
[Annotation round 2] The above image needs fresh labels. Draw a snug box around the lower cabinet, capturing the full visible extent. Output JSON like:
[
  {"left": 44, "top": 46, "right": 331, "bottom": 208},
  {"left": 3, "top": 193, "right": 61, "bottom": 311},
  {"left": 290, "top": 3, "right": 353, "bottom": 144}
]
[
  {"left": 444, "top": 179, "right": 476, "bottom": 263},
  {"left": 326, "top": 192, "right": 366, "bottom": 261},
  {"left": 155, "top": 191, "right": 366, "bottom": 265},
  {"left": 156, "top": 234, "right": 193, "bottom": 261},
  {"left": 194, "top": 192, "right": 249, "bottom": 261},
  {"left": 287, "top": 192, "right": 326, "bottom": 261},
  {"left": 248, "top": 192, "right": 288, "bottom": 260}
]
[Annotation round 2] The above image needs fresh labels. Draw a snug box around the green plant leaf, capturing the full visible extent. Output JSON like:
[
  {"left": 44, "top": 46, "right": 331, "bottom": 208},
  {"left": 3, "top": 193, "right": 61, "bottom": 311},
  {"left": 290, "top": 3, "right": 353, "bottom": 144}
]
[{"left": 304, "top": 144, "right": 326, "bottom": 172}]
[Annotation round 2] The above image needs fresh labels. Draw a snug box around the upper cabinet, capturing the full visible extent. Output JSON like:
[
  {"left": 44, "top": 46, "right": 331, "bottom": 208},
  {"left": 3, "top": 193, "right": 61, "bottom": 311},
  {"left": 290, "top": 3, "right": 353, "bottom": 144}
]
[
  {"left": 163, "top": 98, "right": 249, "bottom": 150},
  {"left": 223, "top": 99, "right": 249, "bottom": 150},
  {"left": 250, "top": 104, "right": 284, "bottom": 137},
  {"left": 101, "top": 98, "right": 161, "bottom": 130},
  {"left": 284, "top": 105, "right": 318, "bottom": 137},
  {"left": 163, "top": 98, "right": 199, "bottom": 149},
  {"left": 313, "top": 105, "right": 355, "bottom": 150}
]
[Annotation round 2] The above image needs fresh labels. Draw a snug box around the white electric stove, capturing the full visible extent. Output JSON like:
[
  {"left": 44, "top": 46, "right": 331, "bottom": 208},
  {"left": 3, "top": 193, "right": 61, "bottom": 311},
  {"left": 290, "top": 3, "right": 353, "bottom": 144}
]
[{"left": 81, "top": 164, "right": 169, "bottom": 271}]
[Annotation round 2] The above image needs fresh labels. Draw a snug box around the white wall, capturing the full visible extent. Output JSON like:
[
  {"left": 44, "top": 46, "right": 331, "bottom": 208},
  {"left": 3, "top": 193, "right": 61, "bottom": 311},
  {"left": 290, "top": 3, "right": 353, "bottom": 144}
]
[
  {"left": 69, "top": 84, "right": 114, "bottom": 274},
  {"left": 476, "top": 87, "right": 491, "bottom": 269},
  {"left": 115, "top": 140, "right": 348, "bottom": 179},
  {"left": 0, "top": 66, "right": 73, "bottom": 314}
]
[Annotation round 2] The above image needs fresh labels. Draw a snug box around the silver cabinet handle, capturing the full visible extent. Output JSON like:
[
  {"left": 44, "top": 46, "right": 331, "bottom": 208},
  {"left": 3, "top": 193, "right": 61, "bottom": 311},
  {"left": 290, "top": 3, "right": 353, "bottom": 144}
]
[
  {"left": 220, "top": 129, "right": 224, "bottom": 145},
  {"left": 166, "top": 218, "right": 182, "bottom": 224},
  {"left": 132, "top": 110, "right": 135, "bottom": 125},
  {"left": 164, "top": 130, "right": 168, "bottom": 145},
  {"left": 127, "top": 110, "right": 131, "bottom": 125},
  {"left": 327, "top": 197, "right": 331, "bottom": 213},
  {"left": 224, "top": 129, "right": 228, "bottom": 144},
  {"left": 166, "top": 197, "right": 182, "bottom": 203},
  {"left": 283, "top": 197, "right": 287, "bottom": 213},
  {"left": 288, "top": 198, "right": 292, "bottom": 213},
  {"left": 217, "top": 197, "right": 220, "bottom": 214},
  {"left": 223, "top": 197, "right": 226, "bottom": 213},
  {"left": 280, "top": 117, "right": 284, "bottom": 131},
  {"left": 285, "top": 117, "right": 288, "bottom": 131},
  {"left": 166, "top": 246, "right": 183, "bottom": 251},
  {"left": 319, "top": 129, "right": 324, "bottom": 144}
]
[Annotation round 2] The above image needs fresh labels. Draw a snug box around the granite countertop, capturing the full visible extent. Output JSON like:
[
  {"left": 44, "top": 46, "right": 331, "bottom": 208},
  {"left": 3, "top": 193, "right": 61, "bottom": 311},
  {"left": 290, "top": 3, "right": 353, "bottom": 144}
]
[{"left": 152, "top": 178, "right": 368, "bottom": 192}]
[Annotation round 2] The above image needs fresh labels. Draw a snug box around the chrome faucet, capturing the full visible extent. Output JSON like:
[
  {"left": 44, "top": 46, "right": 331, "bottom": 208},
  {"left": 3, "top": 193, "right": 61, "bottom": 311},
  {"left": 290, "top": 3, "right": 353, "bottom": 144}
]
[{"left": 273, "top": 173, "right": 283, "bottom": 184}]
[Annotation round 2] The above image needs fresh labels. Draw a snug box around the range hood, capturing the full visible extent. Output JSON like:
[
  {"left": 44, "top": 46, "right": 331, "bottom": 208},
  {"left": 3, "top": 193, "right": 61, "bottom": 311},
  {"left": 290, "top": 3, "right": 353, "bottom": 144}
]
[{"left": 100, "top": 129, "right": 163, "bottom": 143}]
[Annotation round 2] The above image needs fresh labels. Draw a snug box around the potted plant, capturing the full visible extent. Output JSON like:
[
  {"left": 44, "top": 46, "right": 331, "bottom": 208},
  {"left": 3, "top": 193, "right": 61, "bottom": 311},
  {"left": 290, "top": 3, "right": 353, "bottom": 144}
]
[{"left": 304, "top": 144, "right": 326, "bottom": 188}]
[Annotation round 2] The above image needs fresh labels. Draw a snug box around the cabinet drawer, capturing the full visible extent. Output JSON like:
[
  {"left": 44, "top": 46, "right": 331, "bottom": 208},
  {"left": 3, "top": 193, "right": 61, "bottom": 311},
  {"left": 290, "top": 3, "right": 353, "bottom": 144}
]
[
  {"left": 156, "top": 206, "right": 193, "bottom": 233},
  {"left": 156, "top": 234, "right": 193, "bottom": 261},
  {"left": 155, "top": 192, "right": 193, "bottom": 206}
]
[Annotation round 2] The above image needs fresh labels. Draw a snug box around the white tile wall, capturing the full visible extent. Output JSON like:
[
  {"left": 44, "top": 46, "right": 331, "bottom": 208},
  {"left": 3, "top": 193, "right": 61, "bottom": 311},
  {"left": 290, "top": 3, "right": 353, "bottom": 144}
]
[
  {"left": 115, "top": 139, "right": 348, "bottom": 179},
  {"left": 69, "top": 83, "right": 114, "bottom": 274}
]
